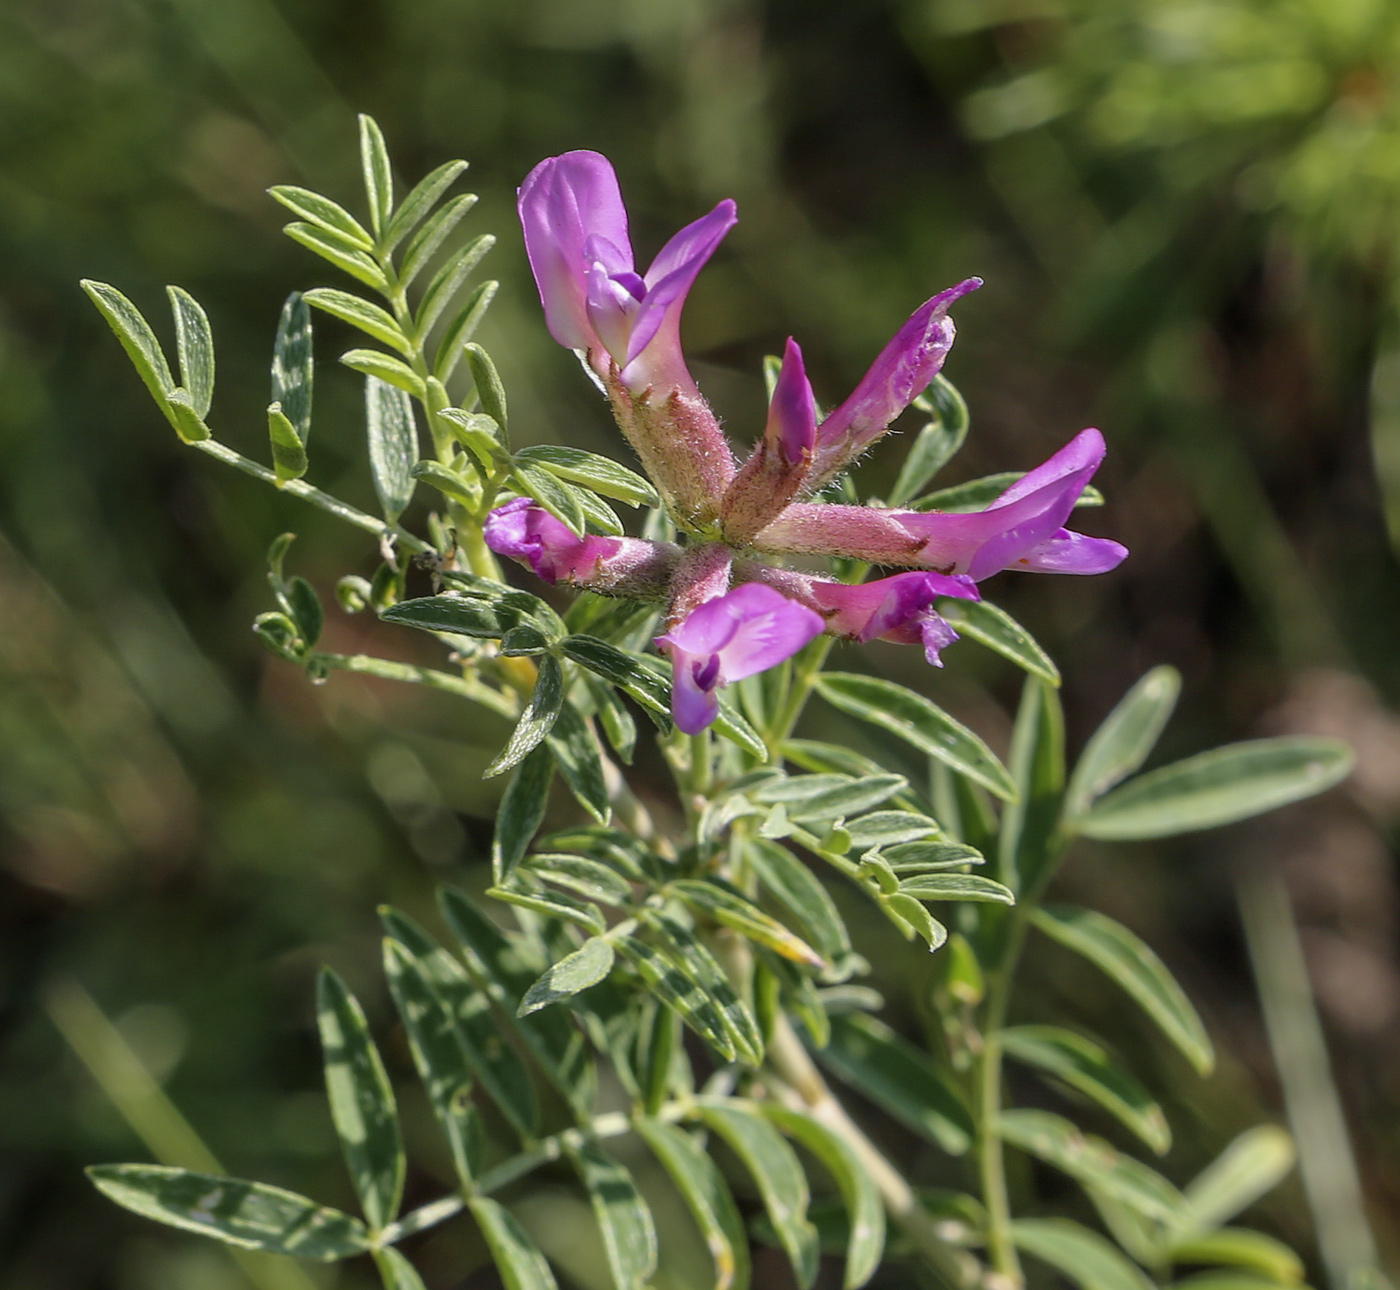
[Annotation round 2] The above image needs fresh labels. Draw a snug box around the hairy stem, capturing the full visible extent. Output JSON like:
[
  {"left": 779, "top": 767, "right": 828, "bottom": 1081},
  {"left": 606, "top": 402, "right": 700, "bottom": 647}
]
[{"left": 313, "top": 652, "right": 519, "bottom": 719}]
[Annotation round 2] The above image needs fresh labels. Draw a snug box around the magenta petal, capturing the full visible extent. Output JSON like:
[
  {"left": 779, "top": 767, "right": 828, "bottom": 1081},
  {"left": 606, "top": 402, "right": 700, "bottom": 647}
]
[
  {"left": 1019, "top": 530, "right": 1129, "bottom": 574},
  {"left": 519, "top": 152, "right": 632, "bottom": 351},
  {"left": 672, "top": 657, "right": 722, "bottom": 735},
  {"left": 626, "top": 200, "right": 738, "bottom": 364},
  {"left": 767, "top": 338, "right": 818, "bottom": 463},
  {"left": 811, "top": 571, "right": 976, "bottom": 643},
  {"left": 988, "top": 428, "right": 1105, "bottom": 511},
  {"left": 484, "top": 498, "right": 624, "bottom": 584},
  {"left": 811, "top": 278, "right": 981, "bottom": 478},
  {"left": 920, "top": 616, "right": 958, "bottom": 666}
]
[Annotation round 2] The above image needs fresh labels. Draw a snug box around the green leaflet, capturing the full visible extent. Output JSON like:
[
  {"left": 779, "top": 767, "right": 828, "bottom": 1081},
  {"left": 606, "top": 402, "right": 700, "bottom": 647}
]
[
  {"left": 518, "top": 936, "right": 616, "bottom": 1015},
  {"left": 885, "top": 374, "right": 969, "bottom": 505},
  {"left": 782, "top": 741, "right": 927, "bottom": 811},
  {"left": 80, "top": 281, "right": 192, "bottom": 440},
  {"left": 86, "top": 1165, "right": 368, "bottom": 1260},
  {"left": 342, "top": 348, "right": 426, "bottom": 398},
  {"left": 545, "top": 700, "right": 610, "bottom": 824},
  {"left": 305, "top": 288, "right": 410, "bottom": 355},
  {"left": 670, "top": 879, "right": 825, "bottom": 969},
  {"left": 515, "top": 444, "right": 659, "bottom": 507},
  {"left": 382, "top": 158, "right": 468, "bottom": 254},
  {"left": 271, "top": 292, "right": 314, "bottom": 445},
  {"left": 1011, "top": 1218, "right": 1157, "bottom": 1290},
  {"left": 563, "top": 1138, "right": 658, "bottom": 1290},
  {"left": 817, "top": 1013, "right": 973, "bottom": 1154},
  {"left": 167, "top": 286, "right": 214, "bottom": 418},
  {"left": 417, "top": 233, "right": 495, "bottom": 335},
  {"left": 285, "top": 223, "right": 388, "bottom": 291},
  {"left": 1000, "top": 1024, "right": 1170, "bottom": 1154},
  {"left": 937, "top": 598, "right": 1060, "bottom": 685},
  {"left": 439, "top": 888, "right": 596, "bottom": 1117},
  {"left": 643, "top": 910, "right": 764, "bottom": 1066},
  {"left": 843, "top": 810, "right": 944, "bottom": 850},
  {"left": 998, "top": 1109, "right": 1187, "bottom": 1224},
  {"left": 524, "top": 853, "right": 634, "bottom": 906},
  {"left": 315, "top": 970, "right": 404, "bottom": 1230},
  {"left": 1167, "top": 1229, "right": 1304, "bottom": 1282},
  {"left": 486, "top": 654, "right": 565, "bottom": 778},
  {"left": 489, "top": 880, "right": 606, "bottom": 936},
  {"left": 435, "top": 280, "right": 498, "bottom": 382},
  {"left": 373, "top": 1247, "right": 430, "bottom": 1290},
  {"left": 815, "top": 673, "right": 1017, "bottom": 801},
  {"left": 1079, "top": 738, "right": 1353, "bottom": 840},
  {"left": 998, "top": 676, "right": 1066, "bottom": 894},
  {"left": 269, "top": 405, "right": 309, "bottom": 483},
  {"left": 468, "top": 1196, "right": 559, "bottom": 1290},
  {"left": 614, "top": 934, "right": 736, "bottom": 1063},
  {"left": 746, "top": 837, "right": 851, "bottom": 962},
  {"left": 402, "top": 194, "right": 479, "bottom": 287},
  {"left": 896, "top": 873, "right": 1015, "bottom": 904},
  {"left": 381, "top": 913, "right": 540, "bottom": 1141},
  {"left": 695, "top": 1101, "right": 819, "bottom": 1290},
  {"left": 364, "top": 376, "right": 418, "bottom": 522},
  {"left": 269, "top": 185, "right": 373, "bottom": 248},
  {"left": 1034, "top": 905, "right": 1215, "bottom": 1075},
  {"left": 1064, "top": 666, "right": 1180, "bottom": 820},
  {"left": 752, "top": 772, "right": 908, "bottom": 822},
  {"left": 359, "top": 114, "right": 394, "bottom": 237},
  {"left": 760, "top": 1105, "right": 885, "bottom": 1290},
  {"left": 636, "top": 1119, "right": 750, "bottom": 1290},
  {"left": 378, "top": 930, "right": 477, "bottom": 1186},
  {"left": 1180, "top": 1127, "right": 1297, "bottom": 1236},
  {"left": 492, "top": 744, "right": 556, "bottom": 882}
]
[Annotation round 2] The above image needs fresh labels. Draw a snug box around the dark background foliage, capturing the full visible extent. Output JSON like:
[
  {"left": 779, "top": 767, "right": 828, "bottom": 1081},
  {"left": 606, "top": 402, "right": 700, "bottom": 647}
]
[{"left": 2, "top": 0, "right": 1396, "bottom": 1285}]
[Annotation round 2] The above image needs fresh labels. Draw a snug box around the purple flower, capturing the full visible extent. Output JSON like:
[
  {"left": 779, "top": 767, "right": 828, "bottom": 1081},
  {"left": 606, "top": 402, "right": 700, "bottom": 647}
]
[
  {"left": 721, "top": 338, "right": 818, "bottom": 542},
  {"left": 809, "top": 571, "right": 978, "bottom": 665},
  {"left": 754, "top": 429, "right": 1127, "bottom": 579},
  {"left": 807, "top": 279, "right": 982, "bottom": 487},
  {"left": 484, "top": 498, "right": 678, "bottom": 596},
  {"left": 518, "top": 152, "right": 738, "bottom": 527},
  {"left": 518, "top": 152, "right": 736, "bottom": 396},
  {"left": 656, "top": 584, "right": 823, "bottom": 734}
]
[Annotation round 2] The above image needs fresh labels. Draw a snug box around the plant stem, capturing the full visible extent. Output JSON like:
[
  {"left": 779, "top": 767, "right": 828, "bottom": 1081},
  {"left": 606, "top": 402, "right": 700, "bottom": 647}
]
[
  {"left": 193, "top": 439, "right": 432, "bottom": 555},
  {"left": 766, "top": 636, "right": 834, "bottom": 753},
  {"left": 976, "top": 909, "right": 1030, "bottom": 1288},
  {"left": 312, "top": 652, "right": 519, "bottom": 719}
]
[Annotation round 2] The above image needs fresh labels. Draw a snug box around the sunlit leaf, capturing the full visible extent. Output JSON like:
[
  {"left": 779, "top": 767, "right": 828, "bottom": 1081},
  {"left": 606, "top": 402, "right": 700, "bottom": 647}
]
[
  {"left": 469, "top": 1196, "right": 559, "bottom": 1290},
  {"left": 1064, "top": 666, "right": 1180, "bottom": 820},
  {"left": 1011, "top": 1218, "right": 1156, "bottom": 1290},
  {"left": 364, "top": 376, "right": 418, "bottom": 522},
  {"left": 518, "top": 936, "right": 615, "bottom": 1015},
  {"left": 1180, "top": 1127, "right": 1296, "bottom": 1235},
  {"left": 167, "top": 287, "right": 214, "bottom": 419},
  {"left": 939, "top": 599, "right": 1060, "bottom": 685},
  {"left": 563, "top": 1139, "right": 658, "bottom": 1290}
]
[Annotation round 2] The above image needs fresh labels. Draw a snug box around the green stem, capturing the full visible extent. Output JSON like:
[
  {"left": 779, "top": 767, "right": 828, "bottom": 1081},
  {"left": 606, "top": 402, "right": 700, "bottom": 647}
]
[
  {"left": 312, "top": 652, "right": 519, "bottom": 719},
  {"left": 976, "top": 909, "right": 1030, "bottom": 1287},
  {"left": 193, "top": 439, "right": 432, "bottom": 554},
  {"left": 766, "top": 635, "right": 834, "bottom": 754}
]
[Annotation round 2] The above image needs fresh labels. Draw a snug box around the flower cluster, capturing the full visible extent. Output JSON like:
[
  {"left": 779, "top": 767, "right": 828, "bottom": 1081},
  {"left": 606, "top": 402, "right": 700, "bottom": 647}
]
[{"left": 491, "top": 152, "right": 1127, "bottom": 732}]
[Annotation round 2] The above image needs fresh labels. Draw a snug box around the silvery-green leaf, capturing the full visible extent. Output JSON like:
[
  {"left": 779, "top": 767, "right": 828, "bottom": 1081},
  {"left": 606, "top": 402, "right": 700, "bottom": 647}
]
[
  {"left": 746, "top": 838, "right": 850, "bottom": 962},
  {"left": 671, "top": 879, "right": 825, "bottom": 969},
  {"left": 1080, "top": 739, "right": 1353, "bottom": 840},
  {"left": 563, "top": 1139, "right": 657, "bottom": 1290},
  {"left": 636, "top": 1119, "right": 749, "bottom": 1290},
  {"left": 469, "top": 1196, "right": 559, "bottom": 1290},
  {"left": 81, "top": 281, "right": 178, "bottom": 428},
  {"left": 940, "top": 598, "right": 1060, "bottom": 685},
  {"left": 614, "top": 935, "right": 735, "bottom": 1062},
  {"left": 417, "top": 233, "right": 495, "bottom": 335},
  {"left": 374, "top": 1247, "right": 430, "bottom": 1290},
  {"left": 760, "top": 1105, "right": 885, "bottom": 1289},
  {"left": 1167, "top": 1229, "right": 1304, "bottom": 1282},
  {"left": 341, "top": 349, "right": 425, "bottom": 398},
  {"left": 487, "top": 654, "right": 565, "bottom": 778},
  {"left": 269, "top": 405, "right": 308, "bottom": 483},
  {"left": 1180, "top": 1127, "right": 1296, "bottom": 1235},
  {"left": 434, "top": 280, "right": 498, "bottom": 381},
  {"left": 87, "top": 1165, "right": 367, "bottom": 1260},
  {"left": 316, "top": 969, "right": 403, "bottom": 1229},
  {"left": 1034, "top": 905, "right": 1214, "bottom": 1075},
  {"left": 524, "top": 853, "right": 632, "bottom": 906},
  {"left": 284, "top": 223, "right": 388, "bottom": 291},
  {"left": 754, "top": 773, "right": 907, "bottom": 822},
  {"left": 896, "top": 873, "right": 1015, "bottom": 904},
  {"left": 818, "top": 1013, "right": 972, "bottom": 1154},
  {"left": 463, "top": 342, "right": 508, "bottom": 433},
  {"left": 999, "top": 1109, "right": 1187, "bottom": 1223},
  {"left": 694, "top": 1101, "right": 818, "bottom": 1290},
  {"left": 546, "top": 701, "right": 609, "bottom": 824},
  {"left": 1011, "top": 1218, "right": 1157, "bottom": 1290},
  {"left": 305, "top": 288, "right": 410, "bottom": 355},
  {"left": 359, "top": 114, "right": 393, "bottom": 237},
  {"left": 271, "top": 292, "right": 313, "bottom": 444},
  {"left": 562, "top": 636, "right": 672, "bottom": 724},
  {"left": 1001, "top": 1024, "right": 1170, "bottom": 1154},
  {"left": 383, "top": 159, "right": 468, "bottom": 254},
  {"left": 880, "top": 839, "right": 985, "bottom": 871},
  {"left": 381, "top": 914, "right": 539, "bottom": 1141},
  {"left": 167, "top": 287, "right": 214, "bottom": 418},
  {"left": 518, "top": 936, "right": 615, "bottom": 1015},
  {"left": 998, "top": 676, "right": 1065, "bottom": 893},
  {"left": 1064, "top": 666, "right": 1180, "bottom": 820},
  {"left": 782, "top": 741, "right": 925, "bottom": 811},
  {"left": 268, "top": 185, "right": 373, "bottom": 248},
  {"left": 514, "top": 445, "right": 659, "bottom": 507},
  {"left": 489, "top": 881, "right": 605, "bottom": 936},
  {"left": 364, "top": 376, "right": 418, "bottom": 523},
  {"left": 816, "top": 673, "right": 1017, "bottom": 801},
  {"left": 843, "top": 810, "right": 942, "bottom": 849},
  {"left": 401, "top": 193, "right": 478, "bottom": 287}
]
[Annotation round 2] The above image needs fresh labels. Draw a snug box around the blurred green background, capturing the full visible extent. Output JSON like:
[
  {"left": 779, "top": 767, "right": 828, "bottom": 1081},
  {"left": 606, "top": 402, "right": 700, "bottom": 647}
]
[{"left": 3, "top": 0, "right": 1399, "bottom": 1285}]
